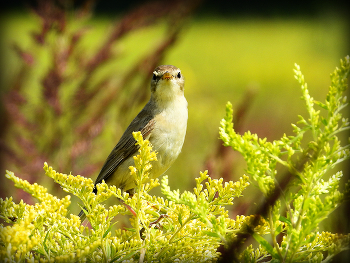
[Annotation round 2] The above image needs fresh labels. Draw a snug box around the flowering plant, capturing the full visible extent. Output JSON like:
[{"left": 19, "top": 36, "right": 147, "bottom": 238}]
[{"left": 1, "top": 56, "right": 350, "bottom": 262}]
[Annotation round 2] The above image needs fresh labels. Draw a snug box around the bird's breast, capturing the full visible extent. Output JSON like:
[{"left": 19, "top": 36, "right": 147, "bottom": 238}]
[{"left": 149, "top": 96, "right": 188, "bottom": 177}]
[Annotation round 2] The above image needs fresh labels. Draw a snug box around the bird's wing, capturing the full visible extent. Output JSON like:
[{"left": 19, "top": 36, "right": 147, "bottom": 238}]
[{"left": 94, "top": 109, "right": 155, "bottom": 187}]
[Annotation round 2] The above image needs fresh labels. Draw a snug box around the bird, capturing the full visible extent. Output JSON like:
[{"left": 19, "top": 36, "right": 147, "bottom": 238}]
[{"left": 79, "top": 65, "right": 188, "bottom": 221}]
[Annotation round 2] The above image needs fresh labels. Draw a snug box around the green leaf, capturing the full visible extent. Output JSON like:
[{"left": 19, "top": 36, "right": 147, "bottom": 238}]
[
  {"left": 111, "top": 250, "right": 139, "bottom": 263},
  {"left": 43, "top": 228, "right": 50, "bottom": 254},
  {"left": 103, "top": 222, "right": 117, "bottom": 238},
  {"left": 279, "top": 216, "right": 291, "bottom": 226},
  {"left": 204, "top": 231, "right": 220, "bottom": 238},
  {"left": 321, "top": 117, "right": 328, "bottom": 126},
  {"left": 253, "top": 233, "right": 280, "bottom": 259},
  {"left": 275, "top": 224, "right": 283, "bottom": 235},
  {"left": 178, "top": 211, "right": 183, "bottom": 226},
  {"left": 124, "top": 227, "right": 136, "bottom": 232}
]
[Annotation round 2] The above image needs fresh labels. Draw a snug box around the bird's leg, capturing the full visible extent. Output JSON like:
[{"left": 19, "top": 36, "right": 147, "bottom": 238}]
[
  {"left": 121, "top": 200, "right": 137, "bottom": 216},
  {"left": 139, "top": 214, "right": 169, "bottom": 239},
  {"left": 148, "top": 214, "right": 169, "bottom": 229},
  {"left": 118, "top": 190, "right": 137, "bottom": 216}
]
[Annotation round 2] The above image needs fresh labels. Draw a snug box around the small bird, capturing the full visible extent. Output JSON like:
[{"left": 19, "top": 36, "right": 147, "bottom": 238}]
[{"left": 79, "top": 65, "right": 188, "bottom": 221}]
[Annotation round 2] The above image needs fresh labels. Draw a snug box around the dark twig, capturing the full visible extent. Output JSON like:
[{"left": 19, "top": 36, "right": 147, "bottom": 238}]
[{"left": 218, "top": 151, "right": 312, "bottom": 262}]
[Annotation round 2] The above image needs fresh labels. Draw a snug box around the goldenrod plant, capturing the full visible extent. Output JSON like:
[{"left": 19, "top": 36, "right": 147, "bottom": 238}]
[
  {"left": 219, "top": 56, "right": 350, "bottom": 262},
  {"left": 1, "top": 56, "right": 350, "bottom": 262},
  {"left": 1, "top": 0, "right": 199, "bottom": 200},
  {"left": 0, "top": 131, "right": 251, "bottom": 262}
]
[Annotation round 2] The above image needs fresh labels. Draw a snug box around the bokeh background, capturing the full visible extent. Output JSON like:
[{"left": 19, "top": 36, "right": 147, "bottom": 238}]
[{"left": 1, "top": 0, "right": 349, "bottom": 257}]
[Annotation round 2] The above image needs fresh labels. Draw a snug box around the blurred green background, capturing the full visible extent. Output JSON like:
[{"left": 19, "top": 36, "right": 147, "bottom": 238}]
[{"left": 0, "top": 0, "right": 349, "bottom": 239}]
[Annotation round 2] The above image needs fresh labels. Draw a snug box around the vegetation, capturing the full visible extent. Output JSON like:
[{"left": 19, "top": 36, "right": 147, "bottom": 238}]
[
  {"left": 219, "top": 56, "right": 350, "bottom": 262},
  {"left": 0, "top": 2, "right": 347, "bottom": 199},
  {"left": 0, "top": 0, "right": 198, "bottom": 200},
  {"left": 1, "top": 57, "right": 349, "bottom": 262}
]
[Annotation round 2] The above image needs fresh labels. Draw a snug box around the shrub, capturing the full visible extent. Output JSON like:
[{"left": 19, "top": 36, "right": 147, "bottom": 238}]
[{"left": 1, "top": 57, "right": 349, "bottom": 262}]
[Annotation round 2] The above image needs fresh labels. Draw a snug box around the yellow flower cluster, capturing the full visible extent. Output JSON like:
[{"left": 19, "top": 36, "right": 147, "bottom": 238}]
[
  {"left": 0, "top": 206, "right": 39, "bottom": 261},
  {"left": 0, "top": 132, "right": 222, "bottom": 261},
  {"left": 2, "top": 76, "right": 350, "bottom": 263},
  {"left": 129, "top": 131, "right": 157, "bottom": 188}
]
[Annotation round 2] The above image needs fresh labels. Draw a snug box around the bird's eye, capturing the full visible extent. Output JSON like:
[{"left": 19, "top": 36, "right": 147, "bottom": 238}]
[
  {"left": 177, "top": 72, "right": 181, "bottom": 78},
  {"left": 152, "top": 74, "right": 157, "bottom": 81}
]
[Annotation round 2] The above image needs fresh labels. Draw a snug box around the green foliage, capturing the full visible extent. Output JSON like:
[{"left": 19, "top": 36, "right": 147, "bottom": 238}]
[
  {"left": 1, "top": 57, "right": 350, "bottom": 262},
  {"left": 220, "top": 56, "right": 350, "bottom": 262},
  {"left": 0, "top": 132, "right": 252, "bottom": 262},
  {"left": 1, "top": 1, "right": 195, "bottom": 199}
]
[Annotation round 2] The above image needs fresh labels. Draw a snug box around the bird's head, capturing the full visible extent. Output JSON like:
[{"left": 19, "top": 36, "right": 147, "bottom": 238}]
[{"left": 150, "top": 65, "right": 185, "bottom": 103}]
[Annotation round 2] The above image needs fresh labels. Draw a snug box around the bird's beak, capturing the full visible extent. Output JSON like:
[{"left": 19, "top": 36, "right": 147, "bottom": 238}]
[{"left": 161, "top": 72, "right": 173, "bottom": 80}]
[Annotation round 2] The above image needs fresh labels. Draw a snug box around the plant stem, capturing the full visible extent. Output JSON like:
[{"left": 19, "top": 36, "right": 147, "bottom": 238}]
[
  {"left": 157, "top": 214, "right": 195, "bottom": 259},
  {"left": 101, "top": 233, "right": 108, "bottom": 263},
  {"left": 269, "top": 208, "right": 283, "bottom": 261},
  {"left": 139, "top": 247, "right": 146, "bottom": 263},
  {"left": 168, "top": 214, "right": 194, "bottom": 244}
]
